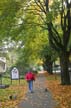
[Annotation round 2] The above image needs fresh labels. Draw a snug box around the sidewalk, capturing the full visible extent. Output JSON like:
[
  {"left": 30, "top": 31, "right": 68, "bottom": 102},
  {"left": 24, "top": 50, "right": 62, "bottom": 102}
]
[{"left": 17, "top": 74, "right": 56, "bottom": 108}]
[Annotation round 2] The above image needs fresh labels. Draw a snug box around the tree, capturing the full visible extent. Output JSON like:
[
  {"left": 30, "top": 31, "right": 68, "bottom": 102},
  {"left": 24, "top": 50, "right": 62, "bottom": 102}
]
[
  {"left": 16, "top": 24, "right": 49, "bottom": 72},
  {"left": 0, "top": 0, "right": 71, "bottom": 84},
  {"left": 45, "top": 0, "right": 71, "bottom": 85},
  {"left": 40, "top": 44, "right": 58, "bottom": 74},
  {"left": 22, "top": 0, "right": 71, "bottom": 84}
]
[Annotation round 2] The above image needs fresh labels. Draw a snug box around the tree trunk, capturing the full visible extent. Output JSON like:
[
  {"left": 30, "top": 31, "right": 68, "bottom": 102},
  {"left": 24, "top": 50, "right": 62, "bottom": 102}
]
[
  {"left": 47, "top": 62, "right": 53, "bottom": 74},
  {"left": 43, "top": 59, "right": 53, "bottom": 74},
  {"left": 60, "top": 52, "right": 70, "bottom": 85}
]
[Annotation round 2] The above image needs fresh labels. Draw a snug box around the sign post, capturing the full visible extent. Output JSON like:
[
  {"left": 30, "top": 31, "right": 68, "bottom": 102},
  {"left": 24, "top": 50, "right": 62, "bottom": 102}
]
[{"left": 11, "top": 67, "right": 20, "bottom": 84}]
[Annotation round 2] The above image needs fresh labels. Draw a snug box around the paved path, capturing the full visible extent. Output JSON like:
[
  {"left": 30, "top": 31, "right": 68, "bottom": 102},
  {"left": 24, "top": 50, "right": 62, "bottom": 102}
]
[{"left": 17, "top": 74, "right": 56, "bottom": 108}]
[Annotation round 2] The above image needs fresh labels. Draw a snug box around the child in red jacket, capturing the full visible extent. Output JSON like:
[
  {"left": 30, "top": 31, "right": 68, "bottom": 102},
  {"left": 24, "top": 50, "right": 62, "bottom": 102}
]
[{"left": 25, "top": 71, "right": 35, "bottom": 93}]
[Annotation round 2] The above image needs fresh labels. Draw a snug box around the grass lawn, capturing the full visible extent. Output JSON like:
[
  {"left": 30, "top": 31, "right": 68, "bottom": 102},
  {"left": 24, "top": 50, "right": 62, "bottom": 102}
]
[
  {"left": 0, "top": 77, "right": 27, "bottom": 108},
  {"left": 46, "top": 73, "right": 61, "bottom": 81}
]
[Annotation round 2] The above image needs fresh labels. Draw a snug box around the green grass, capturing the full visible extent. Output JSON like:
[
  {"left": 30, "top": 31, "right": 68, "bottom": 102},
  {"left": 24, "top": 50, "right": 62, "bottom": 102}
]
[
  {"left": 1, "top": 77, "right": 26, "bottom": 85},
  {"left": 0, "top": 77, "right": 27, "bottom": 102},
  {"left": 47, "top": 74, "right": 61, "bottom": 81}
]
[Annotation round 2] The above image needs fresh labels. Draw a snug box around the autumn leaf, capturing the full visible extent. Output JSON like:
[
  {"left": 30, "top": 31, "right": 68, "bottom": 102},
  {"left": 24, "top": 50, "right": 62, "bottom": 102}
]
[{"left": 45, "top": 73, "right": 71, "bottom": 108}]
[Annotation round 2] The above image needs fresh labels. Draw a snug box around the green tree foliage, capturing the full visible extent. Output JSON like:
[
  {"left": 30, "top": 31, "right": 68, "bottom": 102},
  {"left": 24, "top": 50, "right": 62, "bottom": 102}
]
[
  {"left": 0, "top": 0, "right": 71, "bottom": 85},
  {"left": 16, "top": 25, "right": 49, "bottom": 72},
  {"left": 13, "top": 0, "right": 58, "bottom": 74},
  {"left": 40, "top": 44, "right": 58, "bottom": 74},
  {"left": 34, "top": 0, "right": 71, "bottom": 85},
  {"left": 20, "top": 0, "right": 71, "bottom": 84},
  {"left": 0, "top": 0, "right": 21, "bottom": 39},
  {"left": 47, "top": 0, "right": 71, "bottom": 85}
]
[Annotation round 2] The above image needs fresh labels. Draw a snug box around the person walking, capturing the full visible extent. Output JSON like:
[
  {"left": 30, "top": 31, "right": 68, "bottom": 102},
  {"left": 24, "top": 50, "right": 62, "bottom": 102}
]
[{"left": 25, "top": 71, "right": 35, "bottom": 93}]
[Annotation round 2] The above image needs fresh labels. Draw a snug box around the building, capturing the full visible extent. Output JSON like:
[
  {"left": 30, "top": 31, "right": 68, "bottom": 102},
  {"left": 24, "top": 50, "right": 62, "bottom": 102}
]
[{"left": 0, "top": 57, "right": 6, "bottom": 73}]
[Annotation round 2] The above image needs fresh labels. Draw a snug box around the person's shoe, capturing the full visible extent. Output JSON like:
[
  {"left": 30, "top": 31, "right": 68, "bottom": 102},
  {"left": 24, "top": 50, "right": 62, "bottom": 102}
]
[{"left": 30, "top": 91, "right": 34, "bottom": 93}]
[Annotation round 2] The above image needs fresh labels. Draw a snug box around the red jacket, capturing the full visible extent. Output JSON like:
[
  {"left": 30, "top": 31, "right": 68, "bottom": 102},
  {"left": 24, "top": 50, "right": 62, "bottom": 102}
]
[{"left": 25, "top": 72, "right": 35, "bottom": 81}]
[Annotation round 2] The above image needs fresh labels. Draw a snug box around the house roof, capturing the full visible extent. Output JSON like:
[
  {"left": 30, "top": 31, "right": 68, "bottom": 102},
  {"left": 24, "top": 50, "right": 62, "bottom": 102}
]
[{"left": 0, "top": 57, "right": 6, "bottom": 63}]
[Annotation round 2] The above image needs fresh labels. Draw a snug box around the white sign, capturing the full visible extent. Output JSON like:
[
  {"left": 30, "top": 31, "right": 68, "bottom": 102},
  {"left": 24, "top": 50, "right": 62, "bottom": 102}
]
[{"left": 11, "top": 67, "right": 19, "bottom": 79}]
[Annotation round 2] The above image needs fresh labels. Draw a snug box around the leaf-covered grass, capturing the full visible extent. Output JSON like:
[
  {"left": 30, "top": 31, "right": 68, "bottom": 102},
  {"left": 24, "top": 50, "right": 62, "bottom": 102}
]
[
  {"left": 44, "top": 72, "right": 61, "bottom": 81},
  {"left": 0, "top": 78, "right": 27, "bottom": 108},
  {"left": 45, "top": 73, "right": 71, "bottom": 108},
  {"left": 46, "top": 73, "right": 61, "bottom": 81}
]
